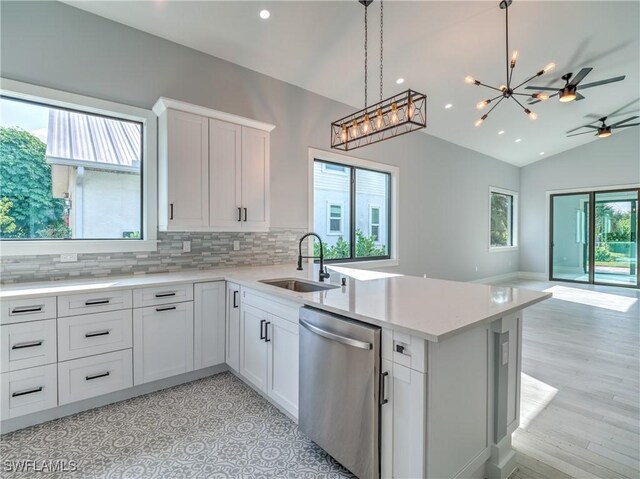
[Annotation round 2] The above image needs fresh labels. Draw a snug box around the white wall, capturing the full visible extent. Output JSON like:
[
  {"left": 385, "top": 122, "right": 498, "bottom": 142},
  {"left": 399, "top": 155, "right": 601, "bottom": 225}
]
[
  {"left": 519, "top": 128, "right": 640, "bottom": 275},
  {"left": 1, "top": 0, "right": 520, "bottom": 281}
]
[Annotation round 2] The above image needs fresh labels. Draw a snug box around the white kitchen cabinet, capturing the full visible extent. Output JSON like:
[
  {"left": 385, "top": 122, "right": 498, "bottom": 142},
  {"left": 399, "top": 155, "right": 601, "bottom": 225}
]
[
  {"left": 226, "top": 282, "right": 241, "bottom": 371},
  {"left": 1, "top": 319, "right": 57, "bottom": 372},
  {"left": 133, "top": 302, "right": 194, "bottom": 385},
  {"left": 194, "top": 281, "right": 225, "bottom": 369},
  {"left": 1, "top": 364, "right": 58, "bottom": 420},
  {"left": 154, "top": 98, "right": 274, "bottom": 232},
  {"left": 239, "top": 303, "right": 268, "bottom": 392},
  {"left": 266, "top": 313, "right": 299, "bottom": 418}
]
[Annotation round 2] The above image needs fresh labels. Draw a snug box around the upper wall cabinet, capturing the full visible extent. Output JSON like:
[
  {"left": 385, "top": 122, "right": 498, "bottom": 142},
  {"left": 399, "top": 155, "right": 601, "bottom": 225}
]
[{"left": 154, "top": 98, "right": 275, "bottom": 232}]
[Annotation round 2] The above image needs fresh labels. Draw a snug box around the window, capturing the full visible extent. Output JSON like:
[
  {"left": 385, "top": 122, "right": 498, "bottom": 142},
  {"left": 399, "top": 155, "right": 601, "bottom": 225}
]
[
  {"left": 313, "top": 157, "right": 392, "bottom": 262},
  {"left": 327, "top": 203, "right": 343, "bottom": 234},
  {"left": 490, "top": 187, "right": 518, "bottom": 249},
  {"left": 0, "top": 79, "right": 157, "bottom": 254}
]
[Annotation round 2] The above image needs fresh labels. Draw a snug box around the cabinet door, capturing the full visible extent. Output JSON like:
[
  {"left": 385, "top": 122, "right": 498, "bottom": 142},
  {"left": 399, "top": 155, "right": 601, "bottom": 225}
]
[
  {"left": 226, "top": 282, "right": 241, "bottom": 371},
  {"left": 240, "top": 126, "right": 269, "bottom": 230},
  {"left": 266, "top": 314, "right": 299, "bottom": 419},
  {"left": 239, "top": 303, "right": 267, "bottom": 392},
  {"left": 209, "top": 120, "right": 242, "bottom": 228},
  {"left": 167, "top": 110, "right": 209, "bottom": 228},
  {"left": 194, "top": 282, "right": 225, "bottom": 370},
  {"left": 133, "top": 302, "right": 194, "bottom": 385}
]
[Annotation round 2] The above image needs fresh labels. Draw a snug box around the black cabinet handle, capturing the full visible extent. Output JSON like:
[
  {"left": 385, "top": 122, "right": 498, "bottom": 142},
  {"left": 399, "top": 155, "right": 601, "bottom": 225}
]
[
  {"left": 237, "top": 207, "right": 242, "bottom": 222},
  {"left": 85, "top": 330, "right": 110, "bottom": 338},
  {"left": 85, "top": 298, "right": 110, "bottom": 306},
  {"left": 12, "top": 386, "right": 43, "bottom": 398},
  {"left": 233, "top": 290, "right": 239, "bottom": 308},
  {"left": 154, "top": 292, "right": 176, "bottom": 298},
  {"left": 86, "top": 371, "right": 110, "bottom": 381},
  {"left": 156, "top": 305, "right": 176, "bottom": 312},
  {"left": 260, "top": 319, "right": 266, "bottom": 340},
  {"left": 12, "top": 340, "right": 43, "bottom": 350},
  {"left": 170, "top": 203, "right": 174, "bottom": 220},
  {"left": 11, "top": 306, "right": 43, "bottom": 314},
  {"left": 243, "top": 208, "right": 248, "bottom": 222},
  {"left": 265, "top": 321, "right": 271, "bottom": 342},
  {"left": 380, "top": 371, "right": 389, "bottom": 405}
]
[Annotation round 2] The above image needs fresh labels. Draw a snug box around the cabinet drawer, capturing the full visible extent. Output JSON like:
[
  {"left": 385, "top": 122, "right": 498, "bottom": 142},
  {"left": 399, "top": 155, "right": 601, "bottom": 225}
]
[
  {"left": 58, "top": 289, "right": 132, "bottom": 317},
  {"left": 58, "top": 349, "right": 133, "bottom": 405},
  {"left": 58, "top": 310, "right": 133, "bottom": 362},
  {"left": 1, "top": 297, "right": 57, "bottom": 325},
  {"left": 1, "top": 319, "right": 57, "bottom": 372},
  {"left": 133, "top": 283, "right": 193, "bottom": 308},
  {"left": 1, "top": 364, "right": 58, "bottom": 420}
]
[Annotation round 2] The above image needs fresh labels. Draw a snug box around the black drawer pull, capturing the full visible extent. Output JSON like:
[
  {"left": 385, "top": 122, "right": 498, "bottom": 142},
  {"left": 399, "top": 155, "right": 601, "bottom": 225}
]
[
  {"left": 85, "top": 298, "right": 111, "bottom": 306},
  {"left": 12, "top": 386, "right": 43, "bottom": 398},
  {"left": 86, "top": 371, "right": 110, "bottom": 381},
  {"left": 156, "top": 306, "right": 177, "bottom": 312},
  {"left": 380, "top": 371, "right": 389, "bottom": 405},
  {"left": 233, "top": 290, "right": 239, "bottom": 308},
  {"left": 154, "top": 292, "right": 176, "bottom": 298},
  {"left": 11, "top": 306, "right": 44, "bottom": 314},
  {"left": 12, "top": 340, "right": 44, "bottom": 350},
  {"left": 85, "top": 330, "right": 110, "bottom": 338}
]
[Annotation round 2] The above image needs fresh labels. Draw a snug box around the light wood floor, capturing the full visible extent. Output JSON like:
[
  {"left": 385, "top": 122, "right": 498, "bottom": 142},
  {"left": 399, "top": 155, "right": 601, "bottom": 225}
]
[{"left": 500, "top": 279, "right": 640, "bottom": 479}]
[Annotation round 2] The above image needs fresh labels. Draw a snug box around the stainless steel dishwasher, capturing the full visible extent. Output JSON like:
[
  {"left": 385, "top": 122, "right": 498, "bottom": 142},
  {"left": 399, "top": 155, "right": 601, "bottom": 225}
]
[{"left": 299, "top": 306, "right": 381, "bottom": 479}]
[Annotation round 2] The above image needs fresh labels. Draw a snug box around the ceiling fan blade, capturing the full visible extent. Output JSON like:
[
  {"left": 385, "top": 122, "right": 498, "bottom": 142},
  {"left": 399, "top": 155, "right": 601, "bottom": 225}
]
[
  {"left": 575, "top": 92, "right": 586, "bottom": 101},
  {"left": 524, "top": 86, "right": 559, "bottom": 91},
  {"left": 566, "top": 124, "right": 599, "bottom": 134},
  {"left": 568, "top": 67, "right": 593, "bottom": 87},
  {"left": 578, "top": 75, "right": 626, "bottom": 90},
  {"left": 609, "top": 115, "right": 639, "bottom": 128},
  {"left": 613, "top": 123, "right": 640, "bottom": 129},
  {"left": 567, "top": 131, "right": 596, "bottom": 137}
]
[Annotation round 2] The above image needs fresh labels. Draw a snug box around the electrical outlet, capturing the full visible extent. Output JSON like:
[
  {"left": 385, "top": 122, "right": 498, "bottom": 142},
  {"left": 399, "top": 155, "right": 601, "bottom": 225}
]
[
  {"left": 182, "top": 241, "right": 191, "bottom": 253},
  {"left": 60, "top": 253, "right": 77, "bottom": 263},
  {"left": 233, "top": 240, "right": 240, "bottom": 251}
]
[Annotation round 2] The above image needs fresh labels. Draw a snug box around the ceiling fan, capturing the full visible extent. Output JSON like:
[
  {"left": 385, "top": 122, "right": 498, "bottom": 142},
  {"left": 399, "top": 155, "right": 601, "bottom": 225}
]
[
  {"left": 566, "top": 115, "right": 639, "bottom": 138},
  {"left": 526, "top": 68, "right": 625, "bottom": 104}
]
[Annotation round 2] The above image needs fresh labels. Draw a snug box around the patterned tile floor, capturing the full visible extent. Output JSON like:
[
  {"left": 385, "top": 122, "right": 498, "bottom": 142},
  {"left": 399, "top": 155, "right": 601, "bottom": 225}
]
[{"left": 1, "top": 372, "right": 354, "bottom": 478}]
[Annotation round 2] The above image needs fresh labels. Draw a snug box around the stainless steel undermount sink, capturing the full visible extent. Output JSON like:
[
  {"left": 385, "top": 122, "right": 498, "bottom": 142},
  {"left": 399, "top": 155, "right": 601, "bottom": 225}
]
[{"left": 259, "top": 278, "right": 339, "bottom": 293}]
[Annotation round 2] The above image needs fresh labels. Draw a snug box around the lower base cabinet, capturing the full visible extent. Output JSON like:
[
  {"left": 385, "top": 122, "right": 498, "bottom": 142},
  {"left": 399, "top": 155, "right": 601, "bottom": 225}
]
[
  {"left": 194, "top": 282, "right": 225, "bottom": 369},
  {"left": 239, "top": 303, "right": 268, "bottom": 391},
  {"left": 1, "top": 364, "right": 57, "bottom": 420},
  {"left": 225, "top": 282, "right": 241, "bottom": 371},
  {"left": 58, "top": 349, "right": 133, "bottom": 405},
  {"left": 133, "top": 302, "right": 194, "bottom": 385}
]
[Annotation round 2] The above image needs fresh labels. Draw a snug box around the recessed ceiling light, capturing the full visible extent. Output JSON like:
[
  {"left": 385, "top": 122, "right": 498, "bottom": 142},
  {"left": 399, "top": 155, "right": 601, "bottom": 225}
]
[
  {"left": 515, "top": 138, "right": 522, "bottom": 143},
  {"left": 444, "top": 103, "right": 453, "bottom": 109},
  {"left": 396, "top": 78, "right": 405, "bottom": 85},
  {"left": 498, "top": 130, "right": 504, "bottom": 135},
  {"left": 259, "top": 9, "right": 270, "bottom": 19},
  {"left": 539, "top": 151, "right": 545, "bottom": 155}
]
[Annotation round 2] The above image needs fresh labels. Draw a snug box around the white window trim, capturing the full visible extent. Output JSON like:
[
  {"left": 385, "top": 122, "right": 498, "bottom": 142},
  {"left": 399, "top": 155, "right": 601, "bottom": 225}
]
[
  {"left": 326, "top": 202, "right": 344, "bottom": 236},
  {"left": 308, "top": 147, "right": 399, "bottom": 267},
  {"left": 0, "top": 78, "right": 158, "bottom": 255},
  {"left": 369, "top": 205, "right": 381, "bottom": 243},
  {"left": 489, "top": 186, "right": 518, "bottom": 252}
]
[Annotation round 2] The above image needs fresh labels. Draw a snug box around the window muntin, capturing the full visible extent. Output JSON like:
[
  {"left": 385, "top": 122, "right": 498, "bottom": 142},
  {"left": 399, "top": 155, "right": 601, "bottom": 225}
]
[
  {"left": 490, "top": 188, "right": 517, "bottom": 248},
  {"left": 314, "top": 159, "right": 391, "bottom": 262},
  {"left": 0, "top": 96, "right": 143, "bottom": 241}
]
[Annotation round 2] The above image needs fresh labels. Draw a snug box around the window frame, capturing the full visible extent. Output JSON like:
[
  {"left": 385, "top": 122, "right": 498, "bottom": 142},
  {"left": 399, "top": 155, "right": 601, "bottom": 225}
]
[
  {"left": 309, "top": 148, "right": 399, "bottom": 267},
  {"left": 369, "top": 205, "right": 381, "bottom": 243},
  {"left": 326, "top": 202, "right": 344, "bottom": 235},
  {"left": 489, "top": 186, "right": 519, "bottom": 252},
  {"left": 0, "top": 78, "right": 158, "bottom": 255}
]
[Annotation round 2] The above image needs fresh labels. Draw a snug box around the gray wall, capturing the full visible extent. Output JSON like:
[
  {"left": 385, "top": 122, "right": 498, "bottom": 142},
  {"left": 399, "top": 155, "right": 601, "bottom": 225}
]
[
  {"left": 1, "top": 0, "right": 520, "bottom": 282},
  {"left": 519, "top": 128, "right": 640, "bottom": 275}
]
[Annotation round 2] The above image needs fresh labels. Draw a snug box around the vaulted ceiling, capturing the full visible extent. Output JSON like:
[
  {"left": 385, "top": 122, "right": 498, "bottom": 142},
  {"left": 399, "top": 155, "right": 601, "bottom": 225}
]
[{"left": 63, "top": 1, "right": 640, "bottom": 166}]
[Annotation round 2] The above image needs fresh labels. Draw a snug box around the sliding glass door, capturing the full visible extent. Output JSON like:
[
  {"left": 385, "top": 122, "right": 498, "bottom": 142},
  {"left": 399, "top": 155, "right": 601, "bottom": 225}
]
[{"left": 550, "top": 188, "right": 639, "bottom": 288}]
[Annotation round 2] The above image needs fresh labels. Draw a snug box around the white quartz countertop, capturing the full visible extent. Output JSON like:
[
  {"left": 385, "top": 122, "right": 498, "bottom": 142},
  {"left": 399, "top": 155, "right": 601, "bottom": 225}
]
[{"left": 0, "top": 264, "right": 551, "bottom": 342}]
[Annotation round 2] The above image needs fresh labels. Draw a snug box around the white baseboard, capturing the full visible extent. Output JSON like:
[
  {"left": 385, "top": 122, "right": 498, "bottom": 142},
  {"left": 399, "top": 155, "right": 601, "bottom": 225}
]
[
  {"left": 471, "top": 271, "right": 547, "bottom": 284},
  {"left": 517, "top": 271, "right": 547, "bottom": 281}
]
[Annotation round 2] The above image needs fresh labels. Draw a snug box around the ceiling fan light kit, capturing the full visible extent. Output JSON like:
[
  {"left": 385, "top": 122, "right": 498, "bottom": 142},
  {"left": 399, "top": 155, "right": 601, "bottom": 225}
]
[
  {"left": 566, "top": 115, "right": 639, "bottom": 139},
  {"left": 466, "top": 0, "right": 556, "bottom": 126},
  {"left": 330, "top": 0, "right": 427, "bottom": 151}
]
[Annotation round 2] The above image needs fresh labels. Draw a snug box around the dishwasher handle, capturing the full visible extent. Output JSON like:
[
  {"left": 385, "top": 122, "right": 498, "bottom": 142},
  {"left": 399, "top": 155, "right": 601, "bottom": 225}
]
[{"left": 299, "top": 318, "right": 372, "bottom": 350}]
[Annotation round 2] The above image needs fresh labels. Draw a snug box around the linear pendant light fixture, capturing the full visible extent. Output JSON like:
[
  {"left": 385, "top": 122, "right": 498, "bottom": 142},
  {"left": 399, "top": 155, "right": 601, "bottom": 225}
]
[
  {"left": 467, "top": 0, "right": 555, "bottom": 127},
  {"left": 331, "top": 0, "right": 427, "bottom": 151}
]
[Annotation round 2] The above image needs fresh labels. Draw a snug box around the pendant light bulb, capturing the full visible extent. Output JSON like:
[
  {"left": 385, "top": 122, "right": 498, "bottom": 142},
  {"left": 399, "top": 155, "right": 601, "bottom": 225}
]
[
  {"left": 341, "top": 125, "right": 348, "bottom": 143},
  {"left": 376, "top": 108, "right": 383, "bottom": 130},
  {"left": 499, "top": 85, "right": 508, "bottom": 92},
  {"left": 543, "top": 62, "right": 556, "bottom": 73},
  {"left": 391, "top": 103, "right": 398, "bottom": 124},
  {"left": 361, "top": 114, "right": 372, "bottom": 134},
  {"left": 476, "top": 99, "right": 491, "bottom": 110},
  {"left": 465, "top": 76, "right": 480, "bottom": 85},
  {"left": 532, "top": 93, "right": 550, "bottom": 101},
  {"left": 510, "top": 50, "right": 518, "bottom": 68},
  {"left": 475, "top": 114, "right": 488, "bottom": 127},
  {"left": 351, "top": 119, "right": 359, "bottom": 138},
  {"left": 525, "top": 109, "right": 538, "bottom": 120},
  {"left": 407, "top": 99, "right": 414, "bottom": 119}
]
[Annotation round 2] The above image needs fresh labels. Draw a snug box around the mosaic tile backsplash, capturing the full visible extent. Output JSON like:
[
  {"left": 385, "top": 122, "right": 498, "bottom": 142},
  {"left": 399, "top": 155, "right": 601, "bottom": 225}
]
[{"left": 0, "top": 229, "right": 308, "bottom": 284}]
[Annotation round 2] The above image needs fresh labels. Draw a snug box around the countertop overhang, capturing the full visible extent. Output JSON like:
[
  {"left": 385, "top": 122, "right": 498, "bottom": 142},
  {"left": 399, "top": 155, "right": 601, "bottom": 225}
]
[{"left": 0, "top": 264, "right": 551, "bottom": 342}]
